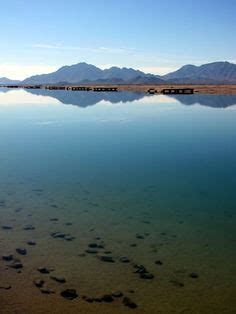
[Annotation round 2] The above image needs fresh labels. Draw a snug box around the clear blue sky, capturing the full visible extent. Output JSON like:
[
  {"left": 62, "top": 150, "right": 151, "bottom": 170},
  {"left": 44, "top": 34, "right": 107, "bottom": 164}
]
[{"left": 0, "top": 0, "right": 235, "bottom": 79}]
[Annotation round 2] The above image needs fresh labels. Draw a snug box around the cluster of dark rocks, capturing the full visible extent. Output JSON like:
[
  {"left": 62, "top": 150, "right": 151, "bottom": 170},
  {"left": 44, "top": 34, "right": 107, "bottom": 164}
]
[
  {"left": 133, "top": 264, "right": 154, "bottom": 280},
  {"left": 81, "top": 291, "right": 137, "bottom": 309},
  {"left": 23, "top": 224, "right": 35, "bottom": 231},
  {"left": 2, "top": 254, "right": 23, "bottom": 270},
  {"left": 50, "top": 231, "right": 75, "bottom": 241}
]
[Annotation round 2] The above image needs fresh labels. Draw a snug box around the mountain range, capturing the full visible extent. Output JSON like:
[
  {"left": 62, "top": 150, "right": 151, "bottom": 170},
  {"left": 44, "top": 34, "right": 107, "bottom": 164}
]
[{"left": 1, "top": 61, "right": 236, "bottom": 85}]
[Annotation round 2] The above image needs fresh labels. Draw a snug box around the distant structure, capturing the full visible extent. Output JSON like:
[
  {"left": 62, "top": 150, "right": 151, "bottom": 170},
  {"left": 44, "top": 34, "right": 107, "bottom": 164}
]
[
  {"left": 93, "top": 87, "right": 118, "bottom": 92},
  {"left": 161, "top": 88, "right": 194, "bottom": 95},
  {"left": 147, "top": 88, "right": 157, "bottom": 94}
]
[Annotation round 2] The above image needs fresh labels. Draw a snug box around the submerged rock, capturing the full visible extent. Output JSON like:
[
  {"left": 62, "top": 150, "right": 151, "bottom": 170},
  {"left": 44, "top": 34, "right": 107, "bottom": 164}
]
[
  {"left": 40, "top": 288, "right": 55, "bottom": 294},
  {"left": 189, "top": 272, "right": 199, "bottom": 279},
  {"left": 2, "top": 225, "right": 13, "bottom": 230},
  {"left": 64, "top": 235, "right": 75, "bottom": 241},
  {"left": 123, "top": 297, "right": 137, "bottom": 309},
  {"left": 86, "top": 248, "right": 98, "bottom": 254},
  {"left": 50, "top": 232, "right": 65, "bottom": 239},
  {"left": 61, "top": 289, "right": 78, "bottom": 300},
  {"left": 27, "top": 240, "right": 36, "bottom": 246},
  {"left": 23, "top": 224, "right": 35, "bottom": 231},
  {"left": 16, "top": 248, "right": 27, "bottom": 255},
  {"left": 112, "top": 291, "right": 123, "bottom": 298},
  {"left": 120, "top": 256, "right": 130, "bottom": 263},
  {"left": 101, "top": 294, "right": 114, "bottom": 302},
  {"left": 37, "top": 267, "right": 50, "bottom": 274},
  {"left": 98, "top": 255, "right": 114, "bottom": 263},
  {"left": 2, "top": 254, "right": 13, "bottom": 261},
  {"left": 33, "top": 279, "right": 44, "bottom": 288},
  {"left": 136, "top": 234, "right": 145, "bottom": 239},
  {"left": 9, "top": 260, "right": 23, "bottom": 269},
  {"left": 50, "top": 276, "right": 66, "bottom": 283},
  {"left": 0, "top": 284, "right": 11, "bottom": 290},
  {"left": 140, "top": 272, "right": 154, "bottom": 279}
]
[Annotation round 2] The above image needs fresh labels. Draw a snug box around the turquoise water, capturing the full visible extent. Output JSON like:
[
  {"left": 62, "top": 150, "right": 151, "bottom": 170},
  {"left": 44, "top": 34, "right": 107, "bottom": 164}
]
[{"left": 0, "top": 88, "right": 235, "bottom": 313}]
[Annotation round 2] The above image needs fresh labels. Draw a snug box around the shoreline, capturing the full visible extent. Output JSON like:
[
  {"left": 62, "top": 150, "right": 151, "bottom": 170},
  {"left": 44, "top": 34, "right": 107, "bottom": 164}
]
[{"left": 1, "top": 84, "right": 236, "bottom": 94}]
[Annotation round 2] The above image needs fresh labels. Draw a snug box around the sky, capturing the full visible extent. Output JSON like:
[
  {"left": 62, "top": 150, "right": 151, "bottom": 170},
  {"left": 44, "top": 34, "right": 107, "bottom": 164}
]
[{"left": 0, "top": 0, "right": 235, "bottom": 79}]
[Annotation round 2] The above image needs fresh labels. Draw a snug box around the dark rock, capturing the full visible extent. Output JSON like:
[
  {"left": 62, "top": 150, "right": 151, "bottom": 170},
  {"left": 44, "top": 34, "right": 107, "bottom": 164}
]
[
  {"left": 33, "top": 279, "right": 44, "bottom": 288},
  {"left": 98, "top": 255, "right": 114, "bottom": 263},
  {"left": 50, "top": 232, "right": 65, "bottom": 238},
  {"left": 2, "top": 254, "right": 13, "bottom": 261},
  {"left": 112, "top": 291, "right": 123, "bottom": 298},
  {"left": 0, "top": 285, "right": 11, "bottom": 290},
  {"left": 37, "top": 267, "right": 50, "bottom": 274},
  {"left": 61, "top": 289, "right": 78, "bottom": 300},
  {"left": 16, "top": 248, "right": 27, "bottom": 255},
  {"left": 134, "top": 265, "right": 147, "bottom": 274},
  {"left": 123, "top": 297, "right": 137, "bottom": 309},
  {"left": 101, "top": 294, "right": 114, "bottom": 302},
  {"left": 50, "top": 276, "right": 66, "bottom": 283},
  {"left": 65, "top": 222, "right": 72, "bottom": 226},
  {"left": 88, "top": 243, "right": 98, "bottom": 248},
  {"left": 9, "top": 260, "right": 23, "bottom": 269},
  {"left": 130, "top": 243, "right": 137, "bottom": 247},
  {"left": 86, "top": 248, "right": 98, "bottom": 254},
  {"left": 50, "top": 218, "right": 58, "bottom": 221},
  {"left": 2, "top": 225, "right": 12, "bottom": 230},
  {"left": 40, "top": 288, "right": 55, "bottom": 294},
  {"left": 155, "top": 260, "right": 163, "bottom": 265},
  {"left": 189, "top": 272, "right": 199, "bottom": 279},
  {"left": 27, "top": 240, "right": 36, "bottom": 246},
  {"left": 23, "top": 224, "right": 35, "bottom": 230},
  {"left": 120, "top": 256, "right": 130, "bottom": 263},
  {"left": 140, "top": 272, "right": 154, "bottom": 279},
  {"left": 64, "top": 235, "right": 75, "bottom": 241},
  {"left": 136, "top": 234, "right": 144, "bottom": 239},
  {"left": 84, "top": 297, "right": 94, "bottom": 303}
]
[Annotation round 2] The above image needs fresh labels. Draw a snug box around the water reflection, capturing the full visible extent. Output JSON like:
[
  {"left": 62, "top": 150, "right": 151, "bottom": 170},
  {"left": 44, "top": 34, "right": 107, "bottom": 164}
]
[
  {"left": 1, "top": 88, "right": 236, "bottom": 108},
  {"left": 27, "top": 89, "right": 146, "bottom": 107},
  {"left": 168, "top": 94, "right": 236, "bottom": 108},
  {"left": 25, "top": 90, "right": 236, "bottom": 108}
]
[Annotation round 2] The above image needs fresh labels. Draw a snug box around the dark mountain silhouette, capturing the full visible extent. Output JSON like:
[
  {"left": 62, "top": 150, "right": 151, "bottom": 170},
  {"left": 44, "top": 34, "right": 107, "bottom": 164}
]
[
  {"left": 22, "top": 62, "right": 160, "bottom": 85},
  {"left": 163, "top": 62, "right": 236, "bottom": 81},
  {"left": 0, "top": 77, "right": 21, "bottom": 84},
  {"left": 2, "top": 61, "right": 236, "bottom": 85}
]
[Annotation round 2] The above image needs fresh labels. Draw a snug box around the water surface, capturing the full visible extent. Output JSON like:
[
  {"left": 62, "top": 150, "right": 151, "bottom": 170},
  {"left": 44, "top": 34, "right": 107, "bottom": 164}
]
[{"left": 0, "top": 89, "right": 235, "bottom": 313}]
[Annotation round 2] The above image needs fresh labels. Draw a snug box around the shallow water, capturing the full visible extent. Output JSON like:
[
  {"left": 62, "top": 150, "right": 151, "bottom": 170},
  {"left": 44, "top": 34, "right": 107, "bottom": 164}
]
[{"left": 0, "top": 88, "right": 235, "bottom": 313}]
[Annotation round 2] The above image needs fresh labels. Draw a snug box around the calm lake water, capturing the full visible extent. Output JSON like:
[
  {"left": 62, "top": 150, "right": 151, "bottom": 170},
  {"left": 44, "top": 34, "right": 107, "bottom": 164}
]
[{"left": 0, "top": 88, "right": 235, "bottom": 314}]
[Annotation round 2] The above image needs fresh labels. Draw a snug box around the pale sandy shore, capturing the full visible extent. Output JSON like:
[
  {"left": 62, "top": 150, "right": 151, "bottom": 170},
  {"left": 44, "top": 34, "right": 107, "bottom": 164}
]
[
  {"left": 108, "top": 84, "right": 236, "bottom": 94},
  {"left": 2, "top": 84, "right": 236, "bottom": 94}
]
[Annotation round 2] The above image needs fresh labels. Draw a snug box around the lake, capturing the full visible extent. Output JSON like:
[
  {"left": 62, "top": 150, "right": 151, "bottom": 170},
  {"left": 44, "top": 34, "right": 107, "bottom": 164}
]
[{"left": 0, "top": 88, "right": 235, "bottom": 313}]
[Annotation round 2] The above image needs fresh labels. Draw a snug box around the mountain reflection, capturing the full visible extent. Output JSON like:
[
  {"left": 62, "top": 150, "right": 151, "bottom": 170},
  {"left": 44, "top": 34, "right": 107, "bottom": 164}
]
[
  {"left": 1, "top": 88, "right": 236, "bottom": 108},
  {"left": 27, "top": 89, "right": 146, "bottom": 107},
  {"left": 27, "top": 89, "right": 236, "bottom": 109},
  {"left": 168, "top": 94, "right": 236, "bottom": 108}
]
